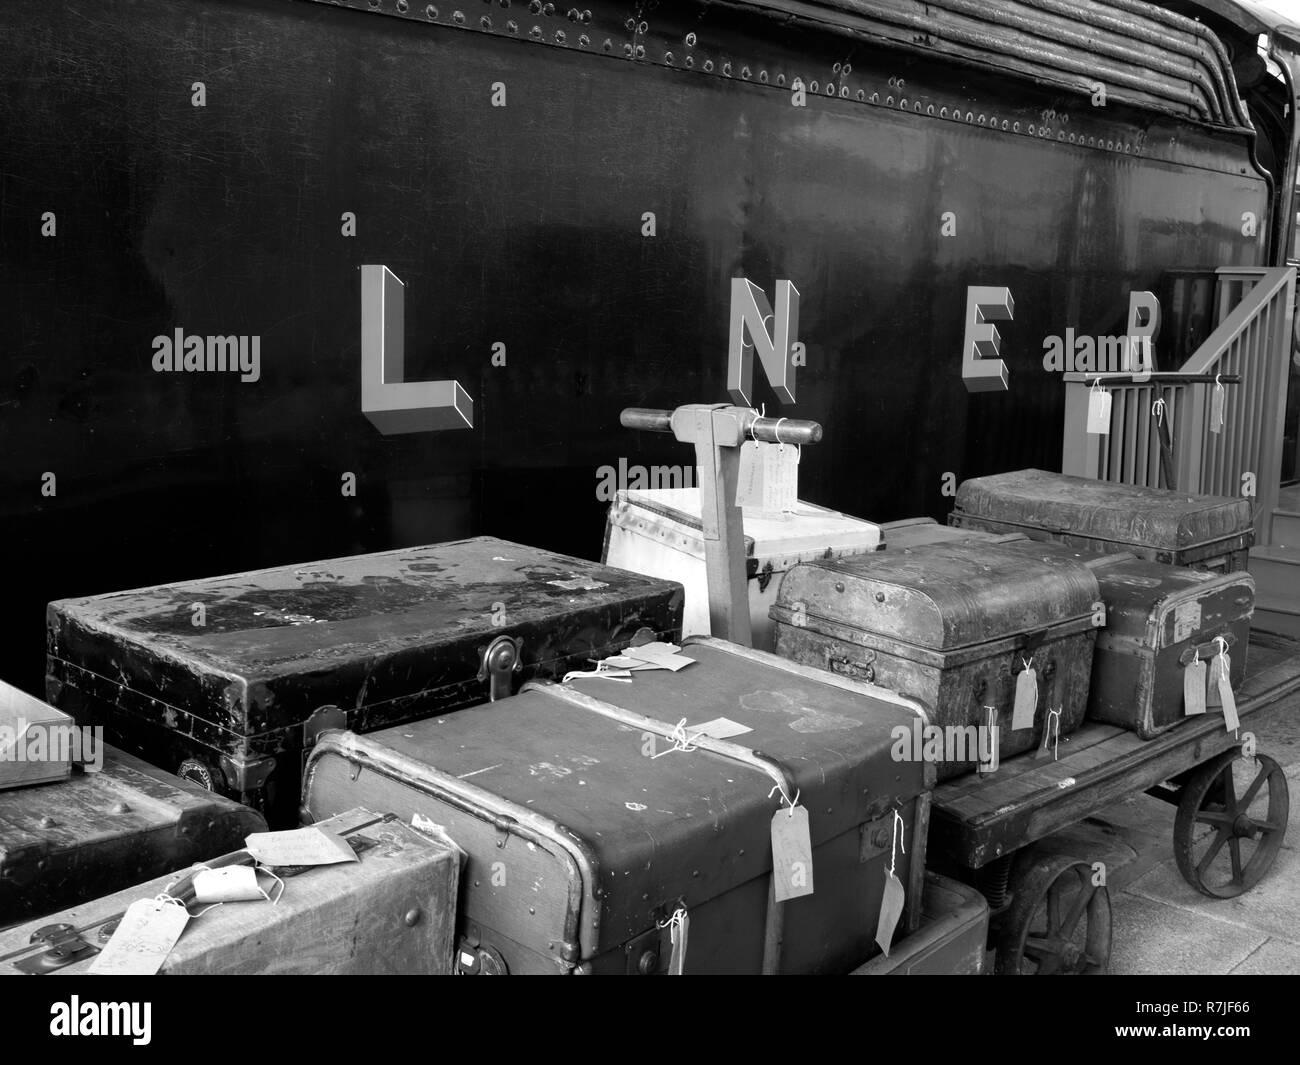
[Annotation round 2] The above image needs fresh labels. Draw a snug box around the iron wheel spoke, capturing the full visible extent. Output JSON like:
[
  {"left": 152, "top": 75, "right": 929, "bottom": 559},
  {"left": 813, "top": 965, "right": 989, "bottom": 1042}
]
[{"left": 1196, "top": 830, "right": 1229, "bottom": 876}]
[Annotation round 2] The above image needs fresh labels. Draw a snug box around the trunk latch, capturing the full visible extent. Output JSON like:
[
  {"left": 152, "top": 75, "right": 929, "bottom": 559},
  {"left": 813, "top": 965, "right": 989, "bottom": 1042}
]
[
  {"left": 12, "top": 923, "right": 100, "bottom": 974},
  {"left": 478, "top": 635, "right": 523, "bottom": 702}
]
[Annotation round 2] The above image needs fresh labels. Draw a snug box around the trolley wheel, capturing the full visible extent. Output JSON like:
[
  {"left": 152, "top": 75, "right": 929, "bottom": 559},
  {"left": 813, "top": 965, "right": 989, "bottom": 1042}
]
[
  {"left": 1174, "top": 750, "right": 1289, "bottom": 899},
  {"left": 995, "top": 854, "right": 1111, "bottom": 974}
]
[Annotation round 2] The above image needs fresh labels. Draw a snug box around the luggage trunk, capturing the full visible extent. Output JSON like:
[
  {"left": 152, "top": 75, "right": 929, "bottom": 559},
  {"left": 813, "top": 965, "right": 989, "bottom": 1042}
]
[
  {"left": 880, "top": 518, "right": 1022, "bottom": 553},
  {"left": 997, "top": 540, "right": 1254, "bottom": 739},
  {"left": 1, "top": 744, "right": 265, "bottom": 927},
  {"left": 882, "top": 521, "right": 1256, "bottom": 740},
  {"left": 303, "top": 637, "right": 932, "bottom": 975},
  {"left": 0, "top": 808, "right": 459, "bottom": 975},
  {"left": 950, "top": 468, "right": 1254, "bottom": 572},
  {"left": 1, "top": 680, "right": 76, "bottom": 790},
  {"left": 770, "top": 542, "right": 1101, "bottom": 779},
  {"left": 45, "top": 536, "right": 683, "bottom": 827},
  {"left": 603, "top": 488, "right": 881, "bottom": 651}
]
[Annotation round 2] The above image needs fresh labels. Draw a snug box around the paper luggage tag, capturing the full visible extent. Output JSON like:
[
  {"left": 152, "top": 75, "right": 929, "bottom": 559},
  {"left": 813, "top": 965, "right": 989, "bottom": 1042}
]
[
  {"left": 1012, "top": 663, "right": 1038, "bottom": 730},
  {"left": 244, "top": 825, "right": 359, "bottom": 867},
  {"left": 1184, "top": 657, "right": 1207, "bottom": 715},
  {"left": 623, "top": 643, "right": 696, "bottom": 672},
  {"left": 1034, "top": 708, "right": 1061, "bottom": 761},
  {"left": 192, "top": 865, "right": 283, "bottom": 904},
  {"left": 735, "top": 440, "right": 766, "bottom": 508},
  {"left": 1214, "top": 653, "right": 1239, "bottom": 731},
  {"left": 1086, "top": 387, "right": 1112, "bottom": 435},
  {"left": 770, "top": 802, "right": 814, "bottom": 902},
  {"left": 687, "top": 717, "right": 753, "bottom": 739},
  {"left": 762, "top": 440, "right": 799, "bottom": 514},
  {"left": 89, "top": 897, "right": 189, "bottom": 975},
  {"left": 1207, "top": 650, "right": 1229, "bottom": 708},
  {"left": 1210, "top": 382, "right": 1225, "bottom": 434},
  {"left": 874, "top": 810, "right": 908, "bottom": 956}
]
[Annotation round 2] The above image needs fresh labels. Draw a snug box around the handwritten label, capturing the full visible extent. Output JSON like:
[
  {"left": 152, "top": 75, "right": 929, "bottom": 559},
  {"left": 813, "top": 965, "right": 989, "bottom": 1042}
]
[
  {"left": 771, "top": 806, "right": 815, "bottom": 902},
  {"left": 89, "top": 898, "right": 189, "bottom": 975},
  {"left": 244, "top": 826, "right": 359, "bottom": 867}
]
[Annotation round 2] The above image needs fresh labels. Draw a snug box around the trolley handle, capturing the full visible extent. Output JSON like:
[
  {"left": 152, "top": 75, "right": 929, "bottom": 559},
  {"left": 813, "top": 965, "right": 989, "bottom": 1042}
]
[{"left": 620, "top": 407, "right": 824, "bottom": 446}]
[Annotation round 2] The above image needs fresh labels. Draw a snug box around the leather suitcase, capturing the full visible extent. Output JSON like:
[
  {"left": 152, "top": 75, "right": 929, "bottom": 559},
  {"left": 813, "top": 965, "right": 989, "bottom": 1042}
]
[
  {"left": 882, "top": 521, "right": 1256, "bottom": 739},
  {"left": 996, "top": 540, "right": 1254, "bottom": 739},
  {"left": 770, "top": 542, "right": 1101, "bottom": 779},
  {"left": 950, "top": 468, "right": 1254, "bottom": 572},
  {"left": 0, "top": 808, "right": 459, "bottom": 974},
  {"left": 603, "top": 488, "right": 881, "bottom": 651},
  {"left": 303, "top": 637, "right": 932, "bottom": 975},
  {"left": 1, "top": 743, "right": 265, "bottom": 927},
  {"left": 45, "top": 536, "right": 683, "bottom": 827}
]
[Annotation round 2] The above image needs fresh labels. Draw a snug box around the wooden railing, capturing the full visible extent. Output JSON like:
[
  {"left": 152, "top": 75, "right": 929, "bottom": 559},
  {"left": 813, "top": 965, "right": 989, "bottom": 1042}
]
[{"left": 1062, "top": 266, "right": 1296, "bottom": 545}]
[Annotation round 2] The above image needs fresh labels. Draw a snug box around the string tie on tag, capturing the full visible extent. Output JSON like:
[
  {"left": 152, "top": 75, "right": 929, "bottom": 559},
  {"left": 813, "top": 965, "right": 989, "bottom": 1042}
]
[
  {"left": 889, "top": 809, "right": 906, "bottom": 877},
  {"left": 1215, "top": 635, "right": 1228, "bottom": 658},
  {"left": 1151, "top": 397, "right": 1165, "bottom": 425},
  {"left": 650, "top": 718, "right": 703, "bottom": 758},
  {"left": 767, "top": 782, "right": 801, "bottom": 817},
  {"left": 656, "top": 904, "right": 688, "bottom": 931},
  {"left": 1047, "top": 707, "right": 1062, "bottom": 761},
  {"left": 773, "top": 417, "right": 789, "bottom": 450}
]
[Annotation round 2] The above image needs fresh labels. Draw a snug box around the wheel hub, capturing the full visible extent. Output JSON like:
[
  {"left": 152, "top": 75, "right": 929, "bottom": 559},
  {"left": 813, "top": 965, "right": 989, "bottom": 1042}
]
[
  {"left": 1232, "top": 814, "right": 1256, "bottom": 838},
  {"left": 1060, "top": 941, "right": 1081, "bottom": 969}
]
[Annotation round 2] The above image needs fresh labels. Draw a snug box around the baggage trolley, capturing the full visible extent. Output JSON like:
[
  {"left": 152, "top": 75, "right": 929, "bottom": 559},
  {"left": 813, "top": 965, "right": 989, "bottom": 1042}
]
[{"left": 928, "top": 629, "right": 1299, "bottom": 974}]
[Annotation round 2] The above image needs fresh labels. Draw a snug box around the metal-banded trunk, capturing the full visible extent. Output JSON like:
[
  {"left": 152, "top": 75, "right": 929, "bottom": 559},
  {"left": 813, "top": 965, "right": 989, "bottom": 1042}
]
[
  {"left": 951, "top": 468, "right": 1254, "bottom": 571},
  {"left": 771, "top": 542, "right": 1101, "bottom": 778},
  {"left": 303, "top": 637, "right": 932, "bottom": 975},
  {"left": 603, "top": 487, "right": 882, "bottom": 651},
  {"left": 882, "top": 518, "right": 1256, "bottom": 739},
  {"left": 1001, "top": 541, "right": 1254, "bottom": 739},
  {"left": 45, "top": 536, "right": 683, "bottom": 826}
]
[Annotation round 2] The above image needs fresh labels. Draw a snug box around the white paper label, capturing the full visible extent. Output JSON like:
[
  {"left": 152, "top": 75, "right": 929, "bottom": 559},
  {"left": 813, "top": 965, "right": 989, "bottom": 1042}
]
[
  {"left": 1184, "top": 659, "right": 1207, "bottom": 716},
  {"left": 1087, "top": 389, "right": 1112, "bottom": 435},
  {"left": 1012, "top": 668, "right": 1038, "bottom": 731},
  {"left": 771, "top": 806, "right": 815, "bottom": 902},
  {"left": 192, "top": 865, "right": 266, "bottom": 904},
  {"left": 89, "top": 898, "right": 189, "bottom": 976},
  {"left": 1171, "top": 600, "right": 1203, "bottom": 646},
  {"left": 244, "top": 826, "right": 359, "bottom": 867},
  {"left": 874, "top": 871, "right": 906, "bottom": 957},
  {"left": 687, "top": 717, "right": 753, "bottom": 739}
]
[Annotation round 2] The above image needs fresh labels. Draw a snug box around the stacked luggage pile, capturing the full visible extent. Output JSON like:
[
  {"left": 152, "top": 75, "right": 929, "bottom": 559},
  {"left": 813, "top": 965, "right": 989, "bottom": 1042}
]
[{"left": 0, "top": 466, "right": 1275, "bottom": 975}]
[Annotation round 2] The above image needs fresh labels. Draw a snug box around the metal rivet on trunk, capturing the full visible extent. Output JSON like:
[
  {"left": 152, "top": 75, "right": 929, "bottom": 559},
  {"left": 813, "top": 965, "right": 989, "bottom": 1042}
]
[
  {"left": 110, "top": 802, "right": 130, "bottom": 815},
  {"left": 835, "top": 581, "right": 845, "bottom": 593},
  {"left": 875, "top": 591, "right": 885, "bottom": 602},
  {"left": 405, "top": 907, "right": 422, "bottom": 926}
]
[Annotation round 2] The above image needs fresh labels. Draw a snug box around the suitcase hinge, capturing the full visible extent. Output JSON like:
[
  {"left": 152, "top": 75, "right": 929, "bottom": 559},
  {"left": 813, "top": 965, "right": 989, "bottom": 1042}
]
[
  {"left": 12, "top": 923, "right": 103, "bottom": 975},
  {"left": 478, "top": 635, "right": 523, "bottom": 702}
]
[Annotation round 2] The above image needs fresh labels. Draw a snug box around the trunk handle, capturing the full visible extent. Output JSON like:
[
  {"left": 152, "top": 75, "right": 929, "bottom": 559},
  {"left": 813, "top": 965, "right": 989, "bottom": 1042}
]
[{"left": 1178, "top": 631, "right": 1237, "bottom": 666}]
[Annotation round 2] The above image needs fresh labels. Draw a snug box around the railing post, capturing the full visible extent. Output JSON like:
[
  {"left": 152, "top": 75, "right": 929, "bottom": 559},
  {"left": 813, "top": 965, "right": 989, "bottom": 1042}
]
[
  {"left": 1255, "top": 269, "right": 1296, "bottom": 546},
  {"left": 1062, "top": 381, "right": 1101, "bottom": 478}
]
